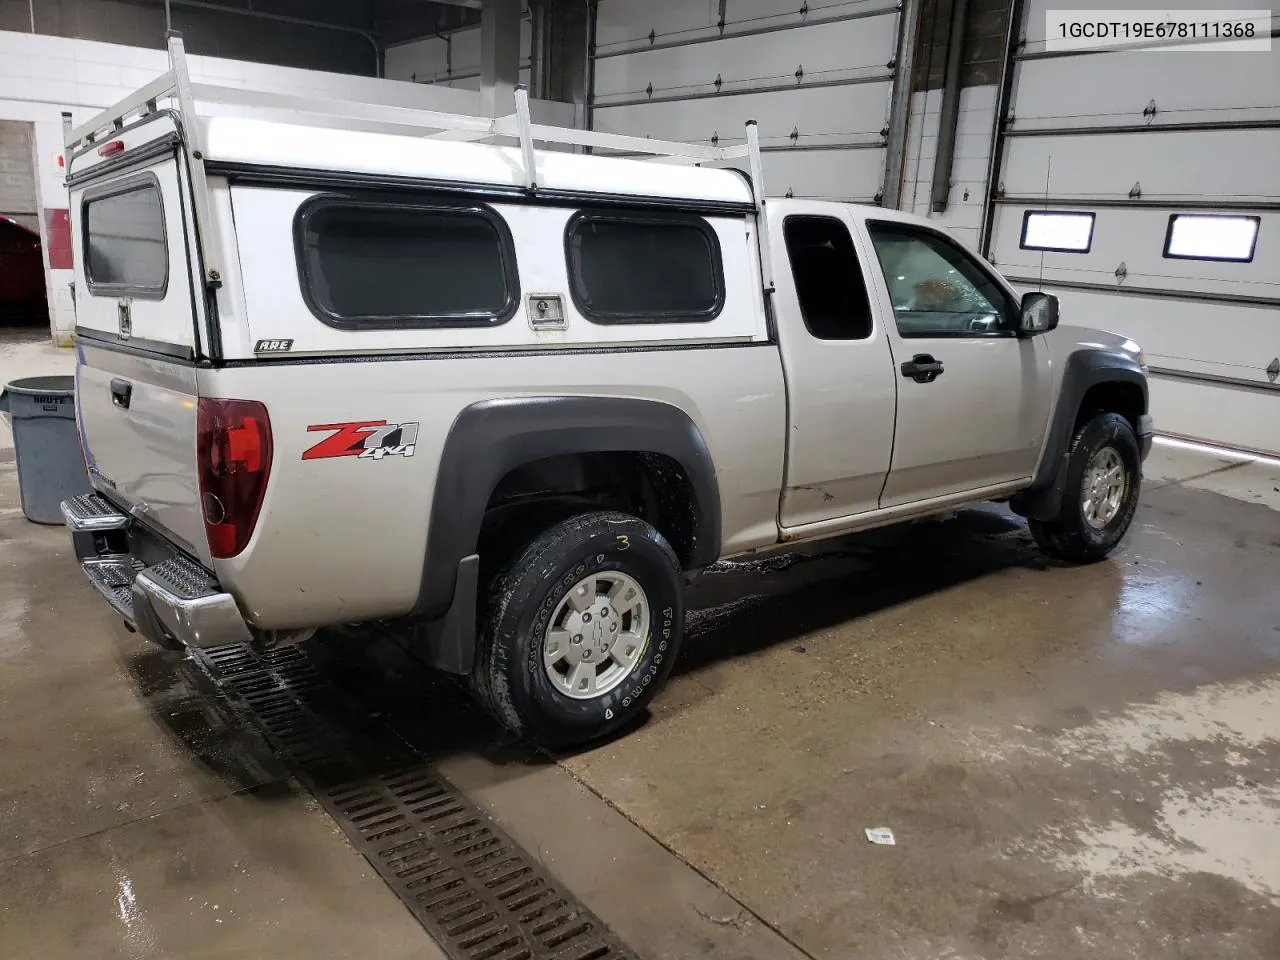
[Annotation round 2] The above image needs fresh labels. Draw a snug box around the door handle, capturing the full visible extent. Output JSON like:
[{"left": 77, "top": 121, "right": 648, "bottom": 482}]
[
  {"left": 110, "top": 378, "right": 132, "bottom": 409},
  {"left": 901, "top": 354, "right": 944, "bottom": 384}
]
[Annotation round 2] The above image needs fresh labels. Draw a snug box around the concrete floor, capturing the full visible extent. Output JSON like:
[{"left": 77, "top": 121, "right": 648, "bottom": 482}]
[{"left": 1, "top": 338, "right": 1278, "bottom": 958}]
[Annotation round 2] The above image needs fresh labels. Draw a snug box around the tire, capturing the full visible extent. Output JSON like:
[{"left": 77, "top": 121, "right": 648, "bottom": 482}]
[
  {"left": 473, "top": 510, "right": 685, "bottom": 748},
  {"left": 1029, "top": 412, "right": 1142, "bottom": 564}
]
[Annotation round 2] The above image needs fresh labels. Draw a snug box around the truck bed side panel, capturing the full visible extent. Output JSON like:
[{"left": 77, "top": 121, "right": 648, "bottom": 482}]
[{"left": 203, "top": 348, "right": 787, "bottom": 629}]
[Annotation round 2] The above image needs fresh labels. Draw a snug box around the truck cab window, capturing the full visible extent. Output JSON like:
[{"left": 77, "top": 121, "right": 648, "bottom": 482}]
[
  {"left": 867, "top": 222, "right": 1015, "bottom": 337},
  {"left": 783, "top": 215, "right": 872, "bottom": 341}
]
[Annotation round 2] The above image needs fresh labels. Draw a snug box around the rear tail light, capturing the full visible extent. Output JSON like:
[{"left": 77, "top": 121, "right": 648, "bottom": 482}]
[{"left": 197, "top": 398, "right": 272, "bottom": 559}]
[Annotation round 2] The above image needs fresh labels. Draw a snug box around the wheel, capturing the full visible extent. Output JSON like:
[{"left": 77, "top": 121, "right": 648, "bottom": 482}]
[
  {"left": 473, "top": 510, "right": 685, "bottom": 748},
  {"left": 1029, "top": 412, "right": 1142, "bottom": 564}
]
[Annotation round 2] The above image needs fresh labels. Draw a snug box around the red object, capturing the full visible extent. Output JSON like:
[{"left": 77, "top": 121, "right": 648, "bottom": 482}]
[
  {"left": 197, "top": 398, "right": 273, "bottom": 558},
  {"left": 0, "top": 216, "right": 47, "bottom": 308},
  {"left": 97, "top": 139, "right": 125, "bottom": 157},
  {"left": 302, "top": 420, "right": 386, "bottom": 459},
  {"left": 43, "top": 208, "right": 72, "bottom": 270}
]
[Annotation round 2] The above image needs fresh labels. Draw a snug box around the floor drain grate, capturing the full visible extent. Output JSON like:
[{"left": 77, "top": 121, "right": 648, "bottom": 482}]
[{"left": 195, "top": 643, "right": 637, "bottom": 960}]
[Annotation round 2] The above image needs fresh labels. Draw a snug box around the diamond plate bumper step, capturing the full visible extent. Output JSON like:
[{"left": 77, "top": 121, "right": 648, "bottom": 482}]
[{"left": 194, "top": 642, "right": 636, "bottom": 960}]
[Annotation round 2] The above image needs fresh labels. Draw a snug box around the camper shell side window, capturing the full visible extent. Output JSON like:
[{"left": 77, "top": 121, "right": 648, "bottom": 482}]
[
  {"left": 564, "top": 209, "right": 725, "bottom": 324},
  {"left": 293, "top": 192, "right": 520, "bottom": 329}
]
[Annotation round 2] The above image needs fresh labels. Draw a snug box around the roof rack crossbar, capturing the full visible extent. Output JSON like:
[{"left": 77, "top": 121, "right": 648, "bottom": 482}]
[
  {"left": 63, "top": 39, "right": 773, "bottom": 305},
  {"left": 67, "top": 69, "right": 177, "bottom": 149},
  {"left": 64, "top": 49, "right": 764, "bottom": 195}
]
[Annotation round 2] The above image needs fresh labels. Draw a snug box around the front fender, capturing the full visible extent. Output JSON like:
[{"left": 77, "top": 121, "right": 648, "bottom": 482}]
[{"left": 1012, "top": 348, "right": 1148, "bottom": 521}]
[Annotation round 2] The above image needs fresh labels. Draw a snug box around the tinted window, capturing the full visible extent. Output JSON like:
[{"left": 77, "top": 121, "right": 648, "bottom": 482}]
[
  {"left": 297, "top": 198, "right": 516, "bottom": 327},
  {"left": 84, "top": 180, "right": 167, "bottom": 294},
  {"left": 783, "top": 215, "right": 872, "bottom": 341},
  {"left": 566, "top": 212, "right": 723, "bottom": 323},
  {"left": 868, "top": 222, "right": 1016, "bottom": 337}
]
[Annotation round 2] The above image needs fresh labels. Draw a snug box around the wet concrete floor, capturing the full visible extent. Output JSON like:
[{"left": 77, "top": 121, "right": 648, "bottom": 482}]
[{"left": 0, "top": 442, "right": 1277, "bottom": 959}]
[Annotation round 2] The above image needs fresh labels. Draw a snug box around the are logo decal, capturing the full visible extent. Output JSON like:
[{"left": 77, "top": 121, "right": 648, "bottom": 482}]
[{"left": 303, "top": 420, "right": 419, "bottom": 461}]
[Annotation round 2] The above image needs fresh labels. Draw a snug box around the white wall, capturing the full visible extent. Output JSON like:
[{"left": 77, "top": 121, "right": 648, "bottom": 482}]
[
  {"left": 0, "top": 28, "right": 555, "bottom": 345},
  {"left": 899, "top": 84, "right": 998, "bottom": 251}
]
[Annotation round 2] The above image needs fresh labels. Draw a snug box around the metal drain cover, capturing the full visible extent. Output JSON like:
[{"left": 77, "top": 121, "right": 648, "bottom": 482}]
[{"left": 195, "top": 643, "right": 636, "bottom": 960}]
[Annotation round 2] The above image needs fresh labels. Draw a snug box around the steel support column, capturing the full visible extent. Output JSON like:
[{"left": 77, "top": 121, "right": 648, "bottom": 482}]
[{"left": 481, "top": 0, "right": 522, "bottom": 117}]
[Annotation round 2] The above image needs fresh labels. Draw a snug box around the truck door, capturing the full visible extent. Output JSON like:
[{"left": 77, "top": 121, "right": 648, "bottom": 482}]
[
  {"left": 860, "top": 218, "right": 1053, "bottom": 508},
  {"left": 70, "top": 149, "right": 210, "bottom": 562},
  {"left": 773, "top": 206, "right": 898, "bottom": 529}
]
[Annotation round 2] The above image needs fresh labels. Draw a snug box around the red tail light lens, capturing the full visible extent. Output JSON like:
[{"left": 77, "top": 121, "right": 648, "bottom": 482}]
[{"left": 197, "top": 398, "right": 272, "bottom": 559}]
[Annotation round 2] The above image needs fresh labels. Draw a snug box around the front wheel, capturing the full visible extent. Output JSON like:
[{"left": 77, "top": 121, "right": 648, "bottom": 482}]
[
  {"left": 473, "top": 510, "right": 685, "bottom": 748},
  {"left": 1029, "top": 412, "right": 1142, "bottom": 564}
]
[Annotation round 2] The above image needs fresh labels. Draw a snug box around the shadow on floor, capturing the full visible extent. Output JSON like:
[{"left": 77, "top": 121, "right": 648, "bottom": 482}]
[
  {"left": 677, "top": 506, "right": 1050, "bottom": 674},
  {"left": 128, "top": 506, "right": 1056, "bottom": 781}
]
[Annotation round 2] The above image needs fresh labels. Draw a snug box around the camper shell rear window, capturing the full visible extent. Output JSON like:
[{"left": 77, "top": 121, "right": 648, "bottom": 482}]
[{"left": 82, "top": 173, "right": 169, "bottom": 298}]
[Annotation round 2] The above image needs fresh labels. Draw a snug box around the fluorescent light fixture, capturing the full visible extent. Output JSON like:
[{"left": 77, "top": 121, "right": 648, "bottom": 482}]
[
  {"left": 1020, "top": 211, "right": 1095, "bottom": 253},
  {"left": 1164, "top": 214, "right": 1260, "bottom": 262}
]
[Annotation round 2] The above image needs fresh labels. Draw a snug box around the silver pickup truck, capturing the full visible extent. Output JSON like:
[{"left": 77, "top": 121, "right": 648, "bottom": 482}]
[{"left": 59, "top": 46, "right": 1151, "bottom": 746}]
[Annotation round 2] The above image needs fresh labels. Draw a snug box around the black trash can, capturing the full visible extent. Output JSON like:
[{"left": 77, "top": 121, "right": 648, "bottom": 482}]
[{"left": 0, "top": 375, "right": 93, "bottom": 525}]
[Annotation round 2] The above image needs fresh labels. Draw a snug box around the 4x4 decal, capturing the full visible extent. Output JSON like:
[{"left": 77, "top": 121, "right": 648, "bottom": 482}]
[{"left": 303, "top": 420, "right": 419, "bottom": 461}]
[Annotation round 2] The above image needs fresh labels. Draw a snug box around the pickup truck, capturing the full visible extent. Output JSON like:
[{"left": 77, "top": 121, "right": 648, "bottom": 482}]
[{"left": 59, "top": 46, "right": 1152, "bottom": 746}]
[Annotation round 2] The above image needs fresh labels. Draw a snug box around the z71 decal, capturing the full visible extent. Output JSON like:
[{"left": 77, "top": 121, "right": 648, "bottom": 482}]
[{"left": 303, "top": 420, "right": 419, "bottom": 461}]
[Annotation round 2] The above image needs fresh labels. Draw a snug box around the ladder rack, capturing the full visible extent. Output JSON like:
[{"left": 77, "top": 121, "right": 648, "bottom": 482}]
[{"left": 66, "top": 33, "right": 775, "bottom": 293}]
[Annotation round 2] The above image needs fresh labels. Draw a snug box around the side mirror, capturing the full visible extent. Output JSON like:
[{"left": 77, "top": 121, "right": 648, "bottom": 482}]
[{"left": 1020, "top": 292, "right": 1059, "bottom": 334}]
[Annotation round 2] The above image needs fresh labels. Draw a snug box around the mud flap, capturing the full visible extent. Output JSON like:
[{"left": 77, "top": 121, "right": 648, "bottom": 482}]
[
  {"left": 1010, "top": 451, "right": 1071, "bottom": 522},
  {"left": 406, "top": 554, "right": 479, "bottom": 674}
]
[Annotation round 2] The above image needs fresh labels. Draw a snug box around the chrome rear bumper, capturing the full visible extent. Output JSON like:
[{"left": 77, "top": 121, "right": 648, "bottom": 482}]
[{"left": 61, "top": 493, "right": 251, "bottom": 650}]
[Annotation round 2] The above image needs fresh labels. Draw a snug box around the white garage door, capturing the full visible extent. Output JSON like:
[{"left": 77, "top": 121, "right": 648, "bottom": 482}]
[
  {"left": 985, "top": 0, "right": 1280, "bottom": 455},
  {"left": 591, "top": 0, "right": 903, "bottom": 202}
]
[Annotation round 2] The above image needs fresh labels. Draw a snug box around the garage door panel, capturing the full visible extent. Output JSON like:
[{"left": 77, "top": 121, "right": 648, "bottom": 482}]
[
  {"left": 726, "top": 0, "right": 892, "bottom": 27},
  {"left": 1020, "top": 0, "right": 1277, "bottom": 45},
  {"left": 595, "top": 0, "right": 894, "bottom": 52},
  {"left": 1013, "top": 50, "right": 1280, "bottom": 129},
  {"left": 991, "top": 207, "right": 1280, "bottom": 299},
  {"left": 592, "top": 0, "right": 898, "bottom": 203},
  {"left": 1001, "top": 129, "right": 1280, "bottom": 201},
  {"left": 595, "top": 0, "right": 716, "bottom": 48},
  {"left": 761, "top": 148, "right": 887, "bottom": 201},
  {"left": 593, "top": 82, "right": 892, "bottom": 146},
  {"left": 1148, "top": 376, "right": 1279, "bottom": 455},
  {"left": 1010, "top": 286, "right": 1279, "bottom": 383},
  {"left": 593, "top": 15, "right": 896, "bottom": 102},
  {"left": 994, "top": 2, "right": 1280, "bottom": 451}
]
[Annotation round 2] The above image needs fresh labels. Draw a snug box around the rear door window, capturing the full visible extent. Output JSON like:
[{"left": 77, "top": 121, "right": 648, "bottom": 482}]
[
  {"left": 295, "top": 195, "right": 518, "bottom": 328},
  {"left": 783, "top": 215, "right": 873, "bottom": 340},
  {"left": 83, "top": 175, "right": 168, "bottom": 296}
]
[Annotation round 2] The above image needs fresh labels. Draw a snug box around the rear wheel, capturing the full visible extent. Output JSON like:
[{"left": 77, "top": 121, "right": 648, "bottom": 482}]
[
  {"left": 473, "top": 510, "right": 684, "bottom": 748},
  {"left": 1029, "top": 412, "right": 1141, "bottom": 563}
]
